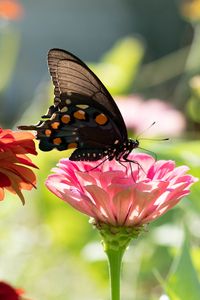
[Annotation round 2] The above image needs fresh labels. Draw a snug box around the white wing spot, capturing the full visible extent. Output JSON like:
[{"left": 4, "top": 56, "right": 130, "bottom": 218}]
[
  {"left": 60, "top": 106, "right": 68, "bottom": 112},
  {"left": 76, "top": 104, "right": 89, "bottom": 109},
  {"left": 66, "top": 99, "right": 71, "bottom": 105},
  {"left": 50, "top": 113, "right": 57, "bottom": 120}
]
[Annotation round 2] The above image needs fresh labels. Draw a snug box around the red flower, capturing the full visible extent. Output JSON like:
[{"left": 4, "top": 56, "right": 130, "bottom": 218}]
[
  {"left": 0, "top": 281, "right": 23, "bottom": 300},
  {"left": 0, "top": 128, "right": 38, "bottom": 204}
]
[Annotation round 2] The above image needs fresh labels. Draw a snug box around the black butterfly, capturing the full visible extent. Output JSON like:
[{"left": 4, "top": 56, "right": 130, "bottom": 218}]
[{"left": 18, "top": 49, "right": 139, "bottom": 163}]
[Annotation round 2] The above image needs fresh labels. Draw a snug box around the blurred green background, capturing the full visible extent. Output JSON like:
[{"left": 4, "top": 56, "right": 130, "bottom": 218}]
[{"left": 1, "top": 0, "right": 200, "bottom": 299}]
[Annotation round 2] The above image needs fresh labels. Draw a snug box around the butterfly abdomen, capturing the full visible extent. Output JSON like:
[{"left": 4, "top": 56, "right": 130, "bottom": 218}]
[
  {"left": 70, "top": 148, "right": 105, "bottom": 161},
  {"left": 69, "top": 139, "right": 139, "bottom": 162}
]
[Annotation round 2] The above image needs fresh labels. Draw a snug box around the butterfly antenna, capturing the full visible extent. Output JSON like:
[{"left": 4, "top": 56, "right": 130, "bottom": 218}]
[
  {"left": 135, "top": 122, "right": 169, "bottom": 142},
  {"left": 135, "top": 121, "right": 156, "bottom": 140},
  {"left": 139, "top": 137, "right": 169, "bottom": 142}
]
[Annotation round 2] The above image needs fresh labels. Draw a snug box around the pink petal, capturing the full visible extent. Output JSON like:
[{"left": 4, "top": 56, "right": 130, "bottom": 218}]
[
  {"left": 129, "top": 153, "right": 155, "bottom": 174},
  {"left": 126, "top": 181, "right": 169, "bottom": 225},
  {"left": 147, "top": 160, "right": 175, "bottom": 180},
  {"left": 85, "top": 185, "right": 116, "bottom": 224},
  {"left": 75, "top": 171, "right": 98, "bottom": 186},
  {"left": 112, "top": 188, "right": 134, "bottom": 225},
  {"left": 46, "top": 179, "right": 96, "bottom": 217}
]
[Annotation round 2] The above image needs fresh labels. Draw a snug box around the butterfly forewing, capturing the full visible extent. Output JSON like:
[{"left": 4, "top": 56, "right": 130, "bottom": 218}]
[
  {"left": 48, "top": 49, "right": 84, "bottom": 102},
  {"left": 48, "top": 49, "right": 127, "bottom": 139}
]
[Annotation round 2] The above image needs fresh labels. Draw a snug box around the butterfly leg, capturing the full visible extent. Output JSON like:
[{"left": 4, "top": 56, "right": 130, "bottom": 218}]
[
  {"left": 117, "top": 159, "right": 129, "bottom": 175},
  {"left": 84, "top": 156, "right": 109, "bottom": 172},
  {"left": 121, "top": 152, "right": 147, "bottom": 178}
]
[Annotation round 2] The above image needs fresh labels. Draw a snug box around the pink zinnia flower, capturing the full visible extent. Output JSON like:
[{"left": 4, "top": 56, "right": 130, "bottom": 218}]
[{"left": 46, "top": 153, "right": 197, "bottom": 227}]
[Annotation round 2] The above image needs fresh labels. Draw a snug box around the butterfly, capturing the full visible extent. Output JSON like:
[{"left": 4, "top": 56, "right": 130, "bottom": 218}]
[{"left": 18, "top": 48, "right": 139, "bottom": 163}]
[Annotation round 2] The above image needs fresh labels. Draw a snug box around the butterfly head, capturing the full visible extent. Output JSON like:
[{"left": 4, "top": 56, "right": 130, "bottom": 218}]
[{"left": 127, "top": 138, "right": 139, "bottom": 151}]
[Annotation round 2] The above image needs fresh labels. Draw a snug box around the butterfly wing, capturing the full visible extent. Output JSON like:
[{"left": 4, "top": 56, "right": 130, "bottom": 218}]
[
  {"left": 48, "top": 48, "right": 127, "bottom": 137},
  {"left": 48, "top": 48, "right": 84, "bottom": 105},
  {"left": 18, "top": 49, "right": 128, "bottom": 160},
  {"left": 33, "top": 93, "right": 124, "bottom": 155}
]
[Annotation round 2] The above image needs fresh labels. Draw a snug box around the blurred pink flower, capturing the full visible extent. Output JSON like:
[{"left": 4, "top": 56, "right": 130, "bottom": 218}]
[
  {"left": 46, "top": 153, "right": 197, "bottom": 227},
  {"left": 116, "top": 95, "right": 186, "bottom": 137}
]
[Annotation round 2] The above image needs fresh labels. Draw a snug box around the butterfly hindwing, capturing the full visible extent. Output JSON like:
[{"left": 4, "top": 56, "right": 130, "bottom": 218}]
[{"left": 36, "top": 93, "right": 124, "bottom": 157}]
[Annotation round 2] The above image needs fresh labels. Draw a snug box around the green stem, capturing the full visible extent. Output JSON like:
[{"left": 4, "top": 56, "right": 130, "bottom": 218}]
[
  {"left": 93, "top": 221, "right": 143, "bottom": 300},
  {"left": 105, "top": 247, "right": 125, "bottom": 300}
]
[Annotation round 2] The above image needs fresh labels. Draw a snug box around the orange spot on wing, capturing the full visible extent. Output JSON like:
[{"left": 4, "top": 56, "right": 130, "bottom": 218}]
[
  {"left": 61, "top": 114, "right": 71, "bottom": 124},
  {"left": 51, "top": 122, "right": 60, "bottom": 129},
  {"left": 53, "top": 138, "right": 62, "bottom": 145},
  {"left": 45, "top": 129, "right": 51, "bottom": 137},
  {"left": 74, "top": 110, "right": 86, "bottom": 120},
  {"left": 95, "top": 113, "right": 108, "bottom": 125},
  {"left": 68, "top": 142, "right": 78, "bottom": 149}
]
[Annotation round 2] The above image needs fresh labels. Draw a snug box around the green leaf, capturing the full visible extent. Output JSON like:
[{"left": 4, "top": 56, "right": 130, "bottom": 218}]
[
  {"left": 90, "top": 36, "right": 144, "bottom": 95},
  {"left": 166, "top": 239, "right": 200, "bottom": 300}
]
